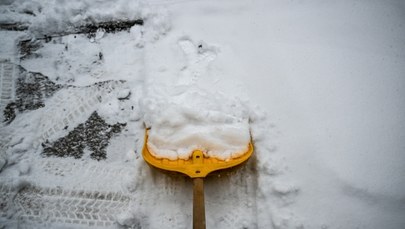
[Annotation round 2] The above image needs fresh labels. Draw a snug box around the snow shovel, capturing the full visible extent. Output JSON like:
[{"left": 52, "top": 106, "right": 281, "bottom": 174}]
[{"left": 142, "top": 128, "right": 254, "bottom": 229}]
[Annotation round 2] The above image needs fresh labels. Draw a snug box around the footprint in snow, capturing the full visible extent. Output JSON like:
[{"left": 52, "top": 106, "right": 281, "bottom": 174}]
[{"left": 177, "top": 38, "right": 218, "bottom": 84}]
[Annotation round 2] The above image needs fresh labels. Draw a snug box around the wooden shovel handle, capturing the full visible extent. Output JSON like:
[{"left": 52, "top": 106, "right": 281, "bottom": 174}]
[{"left": 193, "top": 178, "right": 206, "bottom": 229}]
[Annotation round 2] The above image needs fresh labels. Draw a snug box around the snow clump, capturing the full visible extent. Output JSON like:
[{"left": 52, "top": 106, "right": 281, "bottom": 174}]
[{"left": 142, "top": 86, "right": 251, "bottom": 161}]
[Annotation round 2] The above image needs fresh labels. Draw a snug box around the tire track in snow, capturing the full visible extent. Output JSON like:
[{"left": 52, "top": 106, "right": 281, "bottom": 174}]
[
  {"left": 134, "top": 169, "right": 191, "bottom": 228},
  {"left": 36, "top": 80, "right": 126, "bottom": 146},
  {"left": 206, "top": 157, "right": 259, "bottom": 229},
  {"left": 0, "top": 183, "right": 131, "bottom": 228},
  {"left": 0, "top": 61, "right": 16, "bottom": 122},
  {"left": 0, "top": 61, "right": 17, "bottom": 166},
  {"left": 38, "top": 158, "right": 134, "bottom": 186}
]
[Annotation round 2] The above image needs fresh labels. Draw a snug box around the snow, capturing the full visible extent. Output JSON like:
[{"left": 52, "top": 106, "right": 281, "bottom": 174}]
[
  {"left": 1, "top": 0, "right": 405, "bottom": 228},
  {"left": 143, "top": 86, "right": 251, "bottom": 160}
]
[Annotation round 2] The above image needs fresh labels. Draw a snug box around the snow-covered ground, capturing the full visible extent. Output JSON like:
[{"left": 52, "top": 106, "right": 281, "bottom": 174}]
[{"left": 1, "top": 0, "right": 404, "bottom": 228}]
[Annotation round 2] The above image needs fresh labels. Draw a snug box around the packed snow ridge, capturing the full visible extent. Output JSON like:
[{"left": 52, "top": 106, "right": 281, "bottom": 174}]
[{"left": 142, "top": 86, "right": 251, "bottom": 161}]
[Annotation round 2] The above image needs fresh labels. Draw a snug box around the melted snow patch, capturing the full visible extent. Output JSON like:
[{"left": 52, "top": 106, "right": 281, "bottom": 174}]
[{"left": 142, "top": 86, "right": 250, "bottom": 161}]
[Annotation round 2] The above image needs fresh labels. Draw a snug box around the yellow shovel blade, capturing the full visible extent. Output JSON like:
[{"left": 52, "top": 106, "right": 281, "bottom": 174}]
[{"left": 142, "top": 129, "right": 254, "bottom": 178}]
